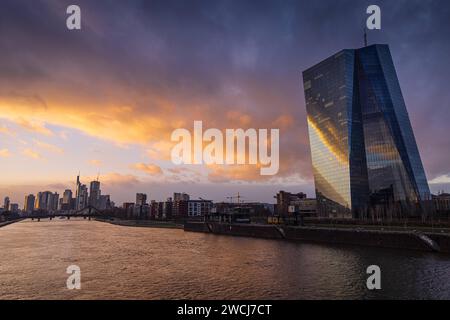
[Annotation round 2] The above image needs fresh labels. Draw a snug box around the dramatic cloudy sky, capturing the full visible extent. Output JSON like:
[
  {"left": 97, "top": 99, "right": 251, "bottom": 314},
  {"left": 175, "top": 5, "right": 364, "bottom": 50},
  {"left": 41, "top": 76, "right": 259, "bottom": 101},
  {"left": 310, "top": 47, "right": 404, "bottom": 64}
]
[{"left": 1, "top": 0, "right": 449, "bottom": 206}]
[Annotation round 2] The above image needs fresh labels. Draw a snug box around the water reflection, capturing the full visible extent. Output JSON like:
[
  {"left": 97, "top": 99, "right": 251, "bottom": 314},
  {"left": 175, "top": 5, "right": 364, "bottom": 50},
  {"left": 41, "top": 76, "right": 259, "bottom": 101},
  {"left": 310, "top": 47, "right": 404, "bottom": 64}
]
[{"left": 0, "top": 219, "right": 449, "bottom": 299}]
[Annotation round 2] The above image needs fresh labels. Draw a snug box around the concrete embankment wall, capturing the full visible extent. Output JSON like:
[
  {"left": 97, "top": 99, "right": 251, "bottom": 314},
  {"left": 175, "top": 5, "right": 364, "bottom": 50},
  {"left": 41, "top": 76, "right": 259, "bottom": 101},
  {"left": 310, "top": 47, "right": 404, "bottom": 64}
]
[
  {"left": 185, "top": 221, "right": 211, "bottom": 233},
  {"left": 185, "top": 222, "right": 284, "bottom": 239},
  {"left": 426, "top": 233, "right": 450, "bottom": 253},
  {"left": 0, "top": 219, "right": 23, "bottom": 228},
  {"left": 282, "top": 226, "right": 430, "bottom": 252},
  {"left": 205, "top": 222, "right": 284, "bottom": 239},
  {"left": 184, "top": 222, "right": 450, "bottom": 253}
]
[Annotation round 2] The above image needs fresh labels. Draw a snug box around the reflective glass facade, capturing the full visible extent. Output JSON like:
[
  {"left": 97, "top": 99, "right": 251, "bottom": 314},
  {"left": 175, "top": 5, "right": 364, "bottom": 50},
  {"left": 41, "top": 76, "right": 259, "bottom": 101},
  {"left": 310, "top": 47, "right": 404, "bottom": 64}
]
[{"left": 303, "top": 44, "right": 430, "bottom": 219}]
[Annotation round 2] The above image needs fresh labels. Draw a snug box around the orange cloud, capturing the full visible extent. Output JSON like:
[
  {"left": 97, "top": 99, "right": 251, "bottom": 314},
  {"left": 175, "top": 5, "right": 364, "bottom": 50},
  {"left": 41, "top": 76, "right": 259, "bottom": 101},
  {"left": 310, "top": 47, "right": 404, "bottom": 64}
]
[
  {"left": 0, "top": 148, "right": 11, "bottom": 157},
  {"left": 132, "top": 163, "right": 163, "bottom": 175},
  {"left": 79, "top": 172, "right": 141, "bottom": 187},
  {"left": 272, "top": 115, "right": 294, "bottom": 129},
  {"left": 88, "top": 159, "right": 103, "bottom": 166},
  {"left": 0, "top": 92, "right": 174, "bottom": 145},
  {"left": 207, "top": 164, "right": 264, "bottom": 183},
  {"left": 0, "top": 63, "right": 312, "bottom": 185},
  {"left": 146, "top": 140, "right": 175, "bottom": 161},
  {"left": 22, "top": 148, "right": 42, "bottom": 160},
  {"left": 0, "top": 125, "right": 15, "bottom": 137},
  {"left": 15, "top": 118, "right": 53, "bottom": 136},
  {"left": 226, "top": 110, "right": 252, "bottom": 126},
  {"left": 100, "top": 173, "right": 141, "bottom": 186},
  {"left": 33, "top": 139, "right": 64, "bottom": 154}
]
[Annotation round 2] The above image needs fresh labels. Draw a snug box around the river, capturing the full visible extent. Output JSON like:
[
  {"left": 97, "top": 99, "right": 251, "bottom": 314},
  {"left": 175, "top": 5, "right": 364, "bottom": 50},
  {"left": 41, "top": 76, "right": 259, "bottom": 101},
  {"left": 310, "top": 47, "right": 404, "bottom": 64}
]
[{"left": 0, "top": 219, "right": 449, "bottom": 299}]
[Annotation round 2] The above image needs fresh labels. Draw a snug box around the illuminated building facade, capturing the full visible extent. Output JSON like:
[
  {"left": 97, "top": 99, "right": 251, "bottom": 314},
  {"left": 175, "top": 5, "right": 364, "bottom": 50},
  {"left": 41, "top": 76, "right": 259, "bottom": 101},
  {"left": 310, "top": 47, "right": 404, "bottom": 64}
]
[{"left": 302, "top": 44, "right": 430, "bottom": 218}]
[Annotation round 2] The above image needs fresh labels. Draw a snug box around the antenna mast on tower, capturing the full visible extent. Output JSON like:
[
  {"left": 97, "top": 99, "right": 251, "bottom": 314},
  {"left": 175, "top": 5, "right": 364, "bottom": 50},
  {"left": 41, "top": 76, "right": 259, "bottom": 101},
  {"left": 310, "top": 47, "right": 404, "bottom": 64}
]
[{"left": 364, "top": 27, "right": 368, "bottom": 47}]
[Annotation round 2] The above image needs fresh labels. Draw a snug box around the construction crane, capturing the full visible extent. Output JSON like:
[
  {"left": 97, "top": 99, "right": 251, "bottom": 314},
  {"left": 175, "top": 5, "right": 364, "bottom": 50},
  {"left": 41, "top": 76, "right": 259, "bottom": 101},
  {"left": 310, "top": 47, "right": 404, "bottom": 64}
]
[{"left": 226, "top": 192, "right": 244, "bottom": 204}]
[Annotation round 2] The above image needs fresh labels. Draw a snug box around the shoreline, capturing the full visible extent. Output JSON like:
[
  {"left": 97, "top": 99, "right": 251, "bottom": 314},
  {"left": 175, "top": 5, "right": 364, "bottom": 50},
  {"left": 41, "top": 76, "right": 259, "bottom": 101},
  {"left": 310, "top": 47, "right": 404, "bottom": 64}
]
[
  {"left": 9, "top": 217, "right": 450, "bottom": 254},
  {"left": 94, "top": 218, "right": 450, "bottom": 254},
  {"left": 0, "top": 219, "right": 24, "bottom": 229},
  {"left": 184, "top": 221, "right": 450, "bottom": 254},
  {"left": 96, "top": 218, "right": 184, "bottom": 229}
]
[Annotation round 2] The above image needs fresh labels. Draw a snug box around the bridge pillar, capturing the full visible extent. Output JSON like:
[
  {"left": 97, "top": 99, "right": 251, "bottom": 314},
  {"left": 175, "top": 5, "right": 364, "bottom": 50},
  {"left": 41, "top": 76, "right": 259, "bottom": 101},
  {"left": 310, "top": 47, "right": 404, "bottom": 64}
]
[
  {"left": 68, "top": 216, "right": 70, "bottom": 220},
  {"left": 37, "top": 218, "right": 40, "bottom": 222},
  {"left": 89, "top": 216, "right": 91, "bottom": 221}
]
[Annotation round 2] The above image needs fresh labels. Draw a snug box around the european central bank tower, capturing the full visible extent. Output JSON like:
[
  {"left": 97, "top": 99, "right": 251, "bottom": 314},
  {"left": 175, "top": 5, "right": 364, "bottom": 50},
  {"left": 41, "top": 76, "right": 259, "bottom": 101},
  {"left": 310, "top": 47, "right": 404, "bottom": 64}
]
[{"left": 302, "top": 44, "right": 431, "bottom": 219}]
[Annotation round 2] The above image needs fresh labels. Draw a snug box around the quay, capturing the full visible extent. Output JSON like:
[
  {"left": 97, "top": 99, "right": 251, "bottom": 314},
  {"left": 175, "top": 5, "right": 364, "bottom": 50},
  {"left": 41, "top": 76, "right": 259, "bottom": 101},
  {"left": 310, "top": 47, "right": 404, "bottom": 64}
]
[{"left": 184, "top": 221, "right": 450, "bottom": 254}]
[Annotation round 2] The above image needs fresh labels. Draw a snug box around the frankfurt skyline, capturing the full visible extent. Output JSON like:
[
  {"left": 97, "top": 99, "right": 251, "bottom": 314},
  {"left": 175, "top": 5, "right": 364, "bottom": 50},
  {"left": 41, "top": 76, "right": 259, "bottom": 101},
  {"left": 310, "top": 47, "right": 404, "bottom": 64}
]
[{"left": 1, "top": 0, "right": 450, "bottom": 206}]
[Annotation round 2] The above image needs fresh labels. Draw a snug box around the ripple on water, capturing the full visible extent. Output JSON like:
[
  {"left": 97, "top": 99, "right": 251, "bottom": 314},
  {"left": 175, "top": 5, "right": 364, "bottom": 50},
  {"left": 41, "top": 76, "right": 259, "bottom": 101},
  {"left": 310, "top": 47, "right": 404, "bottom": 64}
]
[{"left": 0, "top": 219, "right": 449, "bottom": 299}]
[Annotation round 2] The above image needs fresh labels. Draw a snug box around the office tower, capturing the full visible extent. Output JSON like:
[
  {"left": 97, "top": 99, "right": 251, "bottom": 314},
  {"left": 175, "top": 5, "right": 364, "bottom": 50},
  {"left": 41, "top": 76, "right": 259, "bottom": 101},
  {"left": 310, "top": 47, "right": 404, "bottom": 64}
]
[
  {"left": 50, "top": 192, "right": 59, "bottom": 212},
  {"left": 302, "top": 44, "right": 430, "bottom": 219},
  {"left": 75, "top": 174, "right": 88, "bottom": 210},
  {"left": 89, "top": 180, "right": 101, "bottom": 208},
  {"left": 35, "top": 192, "right": 44, "bottom": 210},
  {"left": 3, "top": 197, "right": 10, "bottom": 211},
  {"left": 24, "top": 194, "right": 35, "bottom": 213},
  {"left": 61, "top": 189, "right": 73, "bottom": 210},
  {"left": 35, "top": 191, "right": 58, "bottom": 212},
  {"left": 98, "top": 195, "right": 110, "bottom": 210},
  {"left": 63, "top": 189, "right": 72, "bottom": 204},
  {"left": 76, "top": 185, "right": 88, "bottom": 210},
  {"left": 136, "top": 193, "right": 147, "bottom": 206},
  {"left": 75, "top": 174, "right": 81, "bottom": 209},
  {"left": 9, "top": 203, "right": 19, "bottom": 213},
  {"left": 35, "top": 192, "right": 49, "bottom": 210}
]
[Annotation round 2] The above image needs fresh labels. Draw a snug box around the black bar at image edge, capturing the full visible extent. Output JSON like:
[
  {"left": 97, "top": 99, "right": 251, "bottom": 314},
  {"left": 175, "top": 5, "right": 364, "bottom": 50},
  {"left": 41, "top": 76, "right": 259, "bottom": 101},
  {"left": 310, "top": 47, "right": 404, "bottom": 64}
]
[{"left": 0, "top": 300, "right": 445, "bottom": 319}]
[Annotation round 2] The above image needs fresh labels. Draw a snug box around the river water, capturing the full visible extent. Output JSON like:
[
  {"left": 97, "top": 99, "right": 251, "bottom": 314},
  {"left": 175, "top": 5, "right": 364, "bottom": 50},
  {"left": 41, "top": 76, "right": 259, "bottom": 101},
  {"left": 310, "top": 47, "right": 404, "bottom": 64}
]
[{"left": 0, "top": 219, "right": 449, "bottom": 300}]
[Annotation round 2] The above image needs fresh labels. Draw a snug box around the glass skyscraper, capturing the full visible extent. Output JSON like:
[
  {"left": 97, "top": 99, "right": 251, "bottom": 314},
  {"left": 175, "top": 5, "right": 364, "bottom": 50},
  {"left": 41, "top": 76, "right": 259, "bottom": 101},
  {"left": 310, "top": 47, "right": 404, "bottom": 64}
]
[{"left": 302, "top": 44, "right": 431, "bottom": 219}]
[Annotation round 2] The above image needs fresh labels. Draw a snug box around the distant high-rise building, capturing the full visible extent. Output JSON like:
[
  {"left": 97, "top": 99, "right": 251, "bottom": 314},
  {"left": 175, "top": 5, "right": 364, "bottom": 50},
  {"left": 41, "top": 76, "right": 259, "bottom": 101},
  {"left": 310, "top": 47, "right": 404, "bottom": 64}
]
[
  {"left": 63, "top": 189, "right": 72, "bottom": 204},
  {"left": 76, "top": 185, "right": 88, "bottom": 210},
  {"left": 35, "top": 192, "right": 45, "bottom": 210},
  {"left": 50, "top": 192, "right": 59, "bottom": 211},
  {"left": 89, "top": 180, "right": 101, "bottom": 208},
  {"left": 35, "top": 191, "right": 58, "bottom": 213},
  {"left": 75, "top": 174, "right": 88, "bottom": 210},
  {"left": 136, "top": 193, "right": 147, "bottom": 206},
  {"left": 162, "top": 198, "right": 173, "bottom": 219},
  {"left": 9, "top": 203, "right": 19, "bottom": 213},
  {"left": 3, "top": 197, "right": 10, "bottom": 211},
  {"left": 24, "top": 194, "right": 35, "bottom": 213},
  {"left": 98, "top": 195, "right": 111, "bottom": 210},
  {"left": 60, "top": 189, "right": 74, "bottom": 211},
  {"left": 123, "top": 202, "right": 134, "bottom": 210},
  {"left": 302, "top": 44, "right": 431, "bottom": 219}
]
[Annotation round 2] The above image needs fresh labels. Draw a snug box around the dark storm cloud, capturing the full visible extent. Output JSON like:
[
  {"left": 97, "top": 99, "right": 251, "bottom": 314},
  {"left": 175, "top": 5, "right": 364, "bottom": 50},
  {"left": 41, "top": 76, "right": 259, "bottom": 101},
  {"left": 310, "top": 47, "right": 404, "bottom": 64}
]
[{"left": 1, "top": 0, "right": 450, "bottom": 188}]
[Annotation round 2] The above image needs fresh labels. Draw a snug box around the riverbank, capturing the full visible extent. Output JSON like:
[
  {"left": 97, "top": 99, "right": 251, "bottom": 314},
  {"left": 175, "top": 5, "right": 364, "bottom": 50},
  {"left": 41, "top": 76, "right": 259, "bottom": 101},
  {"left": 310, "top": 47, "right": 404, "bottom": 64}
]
[
  {"left": 96, "top": 218, "right": 183, "bottom": 229},
  {"left": 184, "top": 221, "right": 450, "bottom": 254},
  {"left": 0, "top": 219, "right": 23, "bottom": 229}
]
